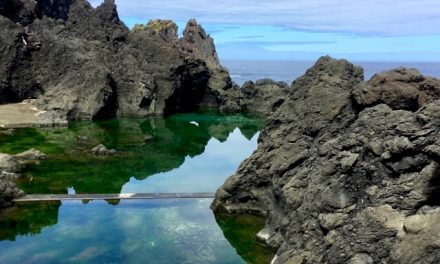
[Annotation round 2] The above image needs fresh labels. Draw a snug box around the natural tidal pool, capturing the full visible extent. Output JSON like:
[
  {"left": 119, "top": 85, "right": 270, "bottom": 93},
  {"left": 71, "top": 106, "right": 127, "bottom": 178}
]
[
  {"left": 0, "top": 199, "right": 274, "bottom": 264},
  {"left": 0, "top": 111, "right": 263, "bottom": 194},
  {"left": 0, "top": 111, "right": 273, "bottom": 263}
]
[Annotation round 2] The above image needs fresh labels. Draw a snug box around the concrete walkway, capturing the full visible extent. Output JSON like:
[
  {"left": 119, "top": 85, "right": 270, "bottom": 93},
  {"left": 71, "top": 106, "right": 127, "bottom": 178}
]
[{"left": 13, "top": 192, "right": 216, "bottom": 202}]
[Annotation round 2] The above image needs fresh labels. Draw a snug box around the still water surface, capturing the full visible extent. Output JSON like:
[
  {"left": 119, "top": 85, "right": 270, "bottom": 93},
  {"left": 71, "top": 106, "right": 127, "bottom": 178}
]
[
  {"left": 0, "top": 200, "right": 273, "bottom": 264},
  {"left": 0, "top": 111, "right": 272, "bottom": 263}
]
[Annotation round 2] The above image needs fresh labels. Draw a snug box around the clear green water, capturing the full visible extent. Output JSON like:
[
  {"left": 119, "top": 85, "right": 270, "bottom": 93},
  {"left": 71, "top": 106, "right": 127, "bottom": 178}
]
[
  {"left": 0, "top": 111, "right": 274, "bottom": 263},
  {"left": 0, "top": 111, "right": 263, "bottom": 194},
  {"left": 0, "top": 200, "right": 273, "bottom": 264}
]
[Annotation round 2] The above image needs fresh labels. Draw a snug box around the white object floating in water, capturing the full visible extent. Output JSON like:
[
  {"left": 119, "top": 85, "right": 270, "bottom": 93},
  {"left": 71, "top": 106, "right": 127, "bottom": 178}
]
[{"left": 189, "top": 121, "right": 199, "bottom": 127}]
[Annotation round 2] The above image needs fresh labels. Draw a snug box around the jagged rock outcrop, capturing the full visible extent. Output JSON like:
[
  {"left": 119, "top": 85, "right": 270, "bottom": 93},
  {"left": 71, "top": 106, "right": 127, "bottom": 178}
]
[
  {"left": 0, "top": 0, "right": 290, "bottom": 123},
  {"left": 241, "top": 79, "right": 289, "bottom": 115},
  {"left": 212, "top": 56, "right": 440, "bottom": 263},
  {"left": 0, "top": 171, "right": 24, "bottom": 207},
  {"left": 353, "top": 67, "right": 440, "bottom": 111},
  {"left": 0, "top": 148, "right": 47, "bottom": 206},
  {"left": 0, "top": 0, "right": 242, "bottom": 121}
]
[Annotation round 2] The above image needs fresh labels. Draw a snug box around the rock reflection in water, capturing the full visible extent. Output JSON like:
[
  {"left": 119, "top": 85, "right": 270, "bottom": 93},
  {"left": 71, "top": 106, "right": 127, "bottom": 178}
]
[
  {"left": 0, "top": 111, "right": 263, "bottom": 195},
  {"left": 0, "top": 112, "right": 265, "bottom": 263},
  {"left": 215, "top": 213, "right": 275, "bottom": 264},
  {"left": 0, "top": 201, "right": 60, "bottom": 241},
  {"left": 0, "top": 200, "right": 269, "bottom": 264}
]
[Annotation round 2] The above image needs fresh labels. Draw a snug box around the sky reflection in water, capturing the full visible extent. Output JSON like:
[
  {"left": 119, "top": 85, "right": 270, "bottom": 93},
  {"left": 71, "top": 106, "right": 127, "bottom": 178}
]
[
  {"left": 122, "top": 128, "right": 258, "bottom": 193},
  {"left": 0, "top": 199, "right": 272, "bottom": 264},
  {"left": 0, "top": 112, "right": 272, "bottom": 263}
]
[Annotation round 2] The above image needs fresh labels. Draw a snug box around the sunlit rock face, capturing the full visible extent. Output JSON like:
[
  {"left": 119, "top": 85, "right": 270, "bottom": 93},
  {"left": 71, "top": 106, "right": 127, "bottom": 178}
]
[
  {"left": 213, "top": 56, "right": 440, "bottom": 263},
  {"left": 0, "top": 0, "right": 235, "bottom": 121},
  {"left": 0, "top": 0, "right": 294, "bottom": 123}
]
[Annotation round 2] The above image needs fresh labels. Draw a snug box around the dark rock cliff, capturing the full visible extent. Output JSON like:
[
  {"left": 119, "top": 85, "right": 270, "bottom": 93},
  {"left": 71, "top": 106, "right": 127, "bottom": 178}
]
[
  {"left": 0, "top": 0, "right": 284, "bottom": 122},
  {"left": 0, "top": 0, "right": 287, "bottom": 206},
  {"left": 212, "top": 56, "right": 440, "bottom": 263}
]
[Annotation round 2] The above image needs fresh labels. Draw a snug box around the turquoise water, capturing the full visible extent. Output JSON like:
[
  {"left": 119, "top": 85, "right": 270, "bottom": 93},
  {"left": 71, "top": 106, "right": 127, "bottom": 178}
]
[
  {"left": 0, "top": 111, "right": 273, "bottom": 263},
  {"left": 0, "top": 200, "right": 273, "bottom": 264}
]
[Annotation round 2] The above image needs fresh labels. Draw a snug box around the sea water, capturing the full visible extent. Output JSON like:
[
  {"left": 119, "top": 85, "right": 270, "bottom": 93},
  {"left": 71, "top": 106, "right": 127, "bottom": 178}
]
[
  {"left": 3, "top": 60, "right": 437, "bottom": 263},
  {"left": 0, "top": 111, "right": 273, "bottom": 264},
  {"left": 223, "top": 60, "right": 440, "bottom": 85}
]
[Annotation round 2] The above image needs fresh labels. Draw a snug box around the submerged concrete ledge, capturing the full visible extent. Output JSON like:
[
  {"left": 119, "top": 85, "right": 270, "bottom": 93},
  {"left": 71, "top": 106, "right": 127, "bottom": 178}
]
[{"left": 13, "top": 193, "right": 216, "bottom": 202}]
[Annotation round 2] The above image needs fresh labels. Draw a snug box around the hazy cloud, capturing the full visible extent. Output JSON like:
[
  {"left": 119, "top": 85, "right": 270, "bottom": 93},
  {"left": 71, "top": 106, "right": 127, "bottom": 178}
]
[
  {"left": 223, "top": 41, "right": 336, "bottom": 45},
  {"left": 236, "top": 35, "right": 266, "bottom": 39},
  {"left": 89, "top": 0, "right": 440, "bottom": 36}
]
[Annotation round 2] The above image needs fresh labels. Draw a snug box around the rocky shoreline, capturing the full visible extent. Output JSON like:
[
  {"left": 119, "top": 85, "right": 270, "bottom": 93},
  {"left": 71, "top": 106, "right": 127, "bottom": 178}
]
[
  {"left": 0, "top": 148, "right": 47, "bottom": 206},
  {"left": 0, "top": 0, "right": 288, "bottom": 205},
  {"left": 2, "top": 1, "right": 440, "bottom": 263},
  {"left": 212, "top": 57, "right": 440, "bottom": 263},
  {"left": 0, "top": 0, "right": 288, "bottom": 124}
]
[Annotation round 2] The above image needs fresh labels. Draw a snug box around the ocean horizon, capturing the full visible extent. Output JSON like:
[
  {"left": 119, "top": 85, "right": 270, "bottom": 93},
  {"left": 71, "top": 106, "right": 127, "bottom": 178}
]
[{"left": 223, "top": 60, "right": 440, "bottom": 86}]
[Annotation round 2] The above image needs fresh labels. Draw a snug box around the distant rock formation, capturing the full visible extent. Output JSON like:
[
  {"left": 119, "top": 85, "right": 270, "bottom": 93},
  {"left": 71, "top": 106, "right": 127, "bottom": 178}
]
[{"left": 212, "top": 56, "right": 440, "bottom": 263}]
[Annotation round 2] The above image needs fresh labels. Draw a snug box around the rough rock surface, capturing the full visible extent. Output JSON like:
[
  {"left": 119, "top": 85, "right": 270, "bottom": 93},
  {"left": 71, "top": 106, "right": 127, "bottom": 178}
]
[
  {"left": 0, "top": 153, "right": 19, "bottom": 172},
  {"left": 0, "top": 171, "right": 23, "bottom": 207},
  {"left": 0, "top": 0, "right": 246, "bottom": 121},
  {"left": 90, "top": 144, "right": 117, "bottom": 155},
  {"left": 14, "top": 148, "right": 47, "bottom": 162},
  {"left": 241, "top": 79, "right": 289, "bottom": 115},
  {"left": 0, "top": 0, "right": 289, "bottom": 123},
  {"left": 212, "top": 56, "right": 440, "bottom": 263},
  {"left": 0, "top": 148, "right": 47, "bottom": 206},
  {"left": 353, "top": 67, "right": 440, "bottom": 111}
]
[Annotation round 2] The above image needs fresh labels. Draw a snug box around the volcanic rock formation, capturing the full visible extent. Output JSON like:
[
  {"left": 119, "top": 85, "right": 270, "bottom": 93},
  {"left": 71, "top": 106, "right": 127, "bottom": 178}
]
[
  {"left": 212, "top": 56, "right": 440, "bottom": 263},
  {"left": 0, "top": 149, "right": 47, "bottom": 206},
  {"left": 0, "top": 0, "right": 287, "bottom": 122}
]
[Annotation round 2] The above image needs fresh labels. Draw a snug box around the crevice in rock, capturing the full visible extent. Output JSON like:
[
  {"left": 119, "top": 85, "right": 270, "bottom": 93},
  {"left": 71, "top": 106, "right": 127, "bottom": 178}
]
[
  {"left": 138, "top": 97, "right": 152, "bottom": 109},
  {"left": 383, "top": 153, "right": 430, "bottom": 176},
  {"left": 304, "top": 129, "right": 320, "bottom": 138},
  {"left": 271, "top": 99, "right": 284, "bottom": 112},
  {"left": 0, "top": 0, "right": 35, "bottom": 25},
  {"left": 36, "top": 0, "right": 72, "bottom": 21},
  {"left": 164, "top": 62, "right": 210, "bottom": 116},
  {"left": 425, "top": 165, "right": 440, "bottom": 206},
  {"left": 93, "top": 75, "right": 118, "bottom": 120},
  {"left": 5, "top": 35, "right": 41, "bottom": 103}
]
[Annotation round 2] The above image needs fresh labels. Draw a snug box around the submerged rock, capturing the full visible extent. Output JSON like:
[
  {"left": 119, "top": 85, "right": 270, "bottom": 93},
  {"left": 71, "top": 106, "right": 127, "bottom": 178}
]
[
  {"left": 0, "top": 148, "right": 47, "bottom": 206},
  {"left": 14, "top": 148, "right": 47, "bottom": 162},
  {"left": 91, "top": 144, "right": 117, "bottom": 156},
  {"left": 213, "top": 56, "right": 440, "bottom": 263},
  {"left": 0, "top": 129, "right": 15, "bottom": 135}
]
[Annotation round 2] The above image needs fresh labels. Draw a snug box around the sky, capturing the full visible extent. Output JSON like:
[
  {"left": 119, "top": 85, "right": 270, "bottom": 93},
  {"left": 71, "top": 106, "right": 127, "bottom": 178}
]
[{"left": 89, "top": 0, "right": 440, "bottom": 62}]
